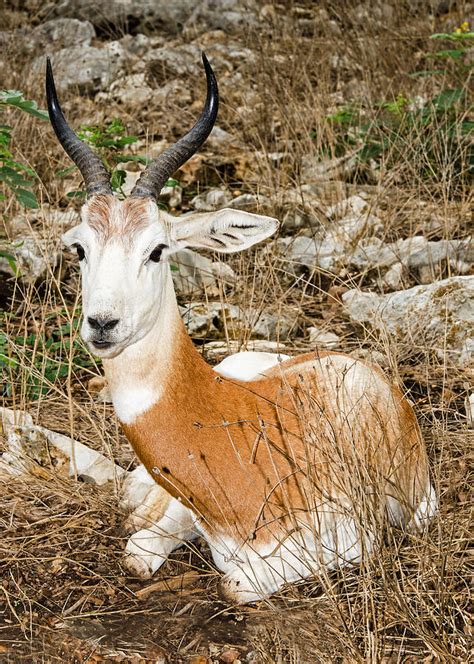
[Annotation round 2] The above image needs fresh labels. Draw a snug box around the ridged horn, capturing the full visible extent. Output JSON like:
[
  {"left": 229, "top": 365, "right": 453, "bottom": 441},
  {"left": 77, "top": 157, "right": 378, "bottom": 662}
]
[
  {"left": 130, "top": 52, "right": 218, "bottom": 200},
  {"left": 46, "top": 57, "right": 112, "bottom": 197}
]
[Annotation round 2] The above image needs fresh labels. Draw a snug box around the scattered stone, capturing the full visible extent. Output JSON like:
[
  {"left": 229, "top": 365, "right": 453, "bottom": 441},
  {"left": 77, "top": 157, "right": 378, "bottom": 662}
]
[
  {"left": 181, "top": 302, "right": 241, "bottom": 338},
  {"left": 23, "top": 18, "right": 95, "bottom": 54},
  {"left": 211, "top": 261, "right": 236, "bottom": 285},
  {"left": 191, "top": 188, "right": 233, "bottom": 211},
  {"left": 160, "top": 183, "right": 182, "bottom": 209},
  {"left": 350, "top": 236, "right": 473, "bottom": 284},
  {"left": 50, "top": 0, "right": 199, "bottom": 34},
  {"left": 180, "top": 302, "right": 297, "bottom": 341},
  {"left": 9, "top": 206, "right": 80, "bottom": 236},
  {"left": 0, "top": 407, "right": 125, "bottom": 484},
  {"left": 342, "top": 276, "right": 474, "bottom": 365},
  {"left": 107, "top": 73, "right": 153, "bottom": 106},
  {"left": 308, "top": 326, "right": 340, "bottom": 349},
  {"left": 326, "top": 194, "right": 369, "bottom": 220},
  {"left": 33, "top": 41, "right": 126, "bottom": 93},
  {"left": 228, "top": 193, "right": 264, "bottom": 211},
  {"left": 172, "top": 249, "right": 217, "bottom": 297},
  {"left": 248, "top": 308, "right": 297, "bottom": 340},
  {"left": 351, "top": 347, "right": 390, "bottom": 369},
  {"left": 0, "top": 236, "right": 60, "bottom": 282},
  {"left": 382, "top": 262, "right": 407, "bottom": 290},
  {"left": 301, "top": 151, "right": 359, "bottom": 182}
]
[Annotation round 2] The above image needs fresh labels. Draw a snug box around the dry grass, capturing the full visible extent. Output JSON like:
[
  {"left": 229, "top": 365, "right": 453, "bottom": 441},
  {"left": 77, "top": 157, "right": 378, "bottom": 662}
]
[{"left": 1, "top": 1, "right": 473, "bottom": 662}]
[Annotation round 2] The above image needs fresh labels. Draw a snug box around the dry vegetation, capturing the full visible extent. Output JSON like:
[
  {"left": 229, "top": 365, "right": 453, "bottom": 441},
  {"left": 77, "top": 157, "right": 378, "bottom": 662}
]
[{"left": 0, "top": 1, "right": 473, "bottom": 662}]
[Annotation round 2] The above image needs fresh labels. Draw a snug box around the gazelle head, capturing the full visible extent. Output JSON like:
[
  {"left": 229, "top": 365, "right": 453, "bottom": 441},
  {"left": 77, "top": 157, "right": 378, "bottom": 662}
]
[{"left": 47, "top": 54, "right": 278, "bottom": 358}]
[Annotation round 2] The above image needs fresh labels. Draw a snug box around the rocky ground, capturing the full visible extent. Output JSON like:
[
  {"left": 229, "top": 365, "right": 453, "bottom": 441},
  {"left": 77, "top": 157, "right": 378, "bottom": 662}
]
[{"left": 0, "top": 1, "right": 473, "bottom": 662}]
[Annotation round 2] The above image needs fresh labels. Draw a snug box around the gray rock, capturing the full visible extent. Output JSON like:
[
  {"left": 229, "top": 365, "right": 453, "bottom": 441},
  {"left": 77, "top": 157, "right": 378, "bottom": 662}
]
[
  {"left": 180, "top": 301, "right": 297, "bottom": 341},
  {"left": 191, "top": 188, "right": 232, "bottom": 212},
  {"left": 143, "top": 44, "right": 202, "bottom": 80},
  {"left": 308, "top": 326, "right": 340, "bottom": 349},
  {"left": 50, "top": 0, "right": 198, "bottom": 34},
  {"left": 180, "top": 302, "right": 242, "bottom": 338},
  {"left": 301, "top": 151, "right": 359, "bottom": 183},
  {"left": 246, "top": 309, "right": 297, "bottom": 340},
  {"left": 211, "top": 261, "right": 236, "bottom": 284},
  {"left": 0, "top": 237, "right": 60, "bottom": 282},
  {"left": 23, "top": 18, "right": 95, "bottom": 55},
  {"left": 228, "top": 194, "right": 263, "bottom": 211},
  {"left": 32, "top": 41, "right": 126, "bottom": 93},
  {"left": 350, "top": 236, "right": 473, "bottom": 283},
  {"left": 343, "top": 276, "right": 474, "bottom": 365},
  {"left": 276, "top": 210, "right": 381, "bottom": 274},
  {"left": 326, "top": 194, "right": 369, "bottom": 220},
  {"left": 172, "top": 249, "right": 217, "bottom": 297},
  {"left": 52, "top": 0, "right": 256, "bottom": 34},
  {"left": 107, "top": 73, "right": 153, "bottom": 105},
  {"left": 9, "top": 206, "right": 80, "bottom": 236}
]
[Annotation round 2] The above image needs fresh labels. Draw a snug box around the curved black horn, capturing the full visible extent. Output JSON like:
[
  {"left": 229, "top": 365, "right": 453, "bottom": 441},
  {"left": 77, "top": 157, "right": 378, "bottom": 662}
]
[
  {"left": 130, "top": 52, "right": 218, "bottom": 200},
  {"left": 46, "top": 57, "right": 112, "bottom": 197}
]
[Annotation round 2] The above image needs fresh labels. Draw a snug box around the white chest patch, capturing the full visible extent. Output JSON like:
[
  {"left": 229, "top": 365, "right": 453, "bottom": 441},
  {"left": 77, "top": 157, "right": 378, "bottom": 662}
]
[{"left": 112, "top": 384, "right": 162, "bottom": 425}]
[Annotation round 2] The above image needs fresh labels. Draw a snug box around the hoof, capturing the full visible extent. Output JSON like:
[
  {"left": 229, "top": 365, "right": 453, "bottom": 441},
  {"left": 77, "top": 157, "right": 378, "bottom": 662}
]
[
  {"left": 122, "top": 552, "right": 154, "bottom": 579},
  {"left": 218, "top": 570, "right": 266, "bottom": 605}
]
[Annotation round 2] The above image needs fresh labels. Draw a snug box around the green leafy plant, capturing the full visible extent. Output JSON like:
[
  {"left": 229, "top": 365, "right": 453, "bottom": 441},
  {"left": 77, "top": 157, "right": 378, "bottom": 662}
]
[
  {"left": 318, "top": 23, "right": 472, "bottom": 190},
  {"left": 1, "top": 310, "right": 96, "bottom": 400},
  {"left": 64, "top": 118, "right": 180, "bottom": 200},
  {"left": 0, "top": 90, "right": 48, "bottom": 208}
]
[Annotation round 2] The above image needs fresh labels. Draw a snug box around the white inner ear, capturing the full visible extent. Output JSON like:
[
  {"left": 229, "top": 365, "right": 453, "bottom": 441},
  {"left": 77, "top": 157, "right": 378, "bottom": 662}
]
[{"left": 169, "top": 209, "right": 279, "bottom": 253}]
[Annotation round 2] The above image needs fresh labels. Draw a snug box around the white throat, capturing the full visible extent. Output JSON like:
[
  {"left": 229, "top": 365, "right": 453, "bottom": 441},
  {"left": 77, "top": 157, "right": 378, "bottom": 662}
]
[{"left": 102, "top": 268, "right": 180, "bottom": 424}]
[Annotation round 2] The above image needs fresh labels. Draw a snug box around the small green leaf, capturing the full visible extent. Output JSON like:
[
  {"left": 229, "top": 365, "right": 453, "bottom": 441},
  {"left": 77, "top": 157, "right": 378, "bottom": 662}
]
[
  {"left": 14, "top": 188, "right": 39, "bottom": 208},
  {"left": 110, "top": 168, "right": 126, "bottom": 191},
  {"left": 0, "top": 90, "right": 49, "bottom": 120}
]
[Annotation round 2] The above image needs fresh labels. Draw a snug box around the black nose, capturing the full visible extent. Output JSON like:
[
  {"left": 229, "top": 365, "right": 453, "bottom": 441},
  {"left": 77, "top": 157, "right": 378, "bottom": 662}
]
[{"left": 87, "top": 316, "right": 120, "bottom": 331}]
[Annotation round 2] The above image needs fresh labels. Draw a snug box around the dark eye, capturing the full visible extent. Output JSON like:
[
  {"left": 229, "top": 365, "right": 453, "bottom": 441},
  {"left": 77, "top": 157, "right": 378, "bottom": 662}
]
[
  {"left": 148, "top": 244, "right": 166, "bottom": 263},
  {"left": 75, "top": 244, "right": 85, "bottom": 261}
]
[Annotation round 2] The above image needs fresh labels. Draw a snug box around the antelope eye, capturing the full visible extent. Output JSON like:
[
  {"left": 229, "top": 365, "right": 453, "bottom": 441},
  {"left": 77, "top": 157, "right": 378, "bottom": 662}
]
[
  {"left": 75, "top": 244, "right": 85, "bottom": 261},
  {"left": 148, "top": 244, "right": 166, "bottom": 263}
]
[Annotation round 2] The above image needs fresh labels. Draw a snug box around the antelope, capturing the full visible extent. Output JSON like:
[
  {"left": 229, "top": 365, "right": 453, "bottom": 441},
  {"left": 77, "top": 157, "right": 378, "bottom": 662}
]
[{"left": 46, "top": 53, "right": 437, "bottom": 604}]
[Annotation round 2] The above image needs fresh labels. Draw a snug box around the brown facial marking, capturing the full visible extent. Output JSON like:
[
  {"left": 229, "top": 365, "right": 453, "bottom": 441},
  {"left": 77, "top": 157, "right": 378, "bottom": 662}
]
[{"left": 85, "top": 195, "right": 152, "bottom": 243}]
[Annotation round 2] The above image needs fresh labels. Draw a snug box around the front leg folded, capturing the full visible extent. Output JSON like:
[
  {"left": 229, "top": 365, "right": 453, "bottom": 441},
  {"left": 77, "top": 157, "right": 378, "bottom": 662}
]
[{"left": 123, "top": 497, "right": 198, "bottom": 578}]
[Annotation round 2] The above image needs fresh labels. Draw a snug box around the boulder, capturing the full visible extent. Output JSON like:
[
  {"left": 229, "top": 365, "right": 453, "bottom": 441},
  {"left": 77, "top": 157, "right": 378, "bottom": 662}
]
[
  {"left": 49, "top": 0, "right": 257, "bottom": 35},
  {"left": 350, "top": 236, "right": 473, "bottom": 285},
  {"left": 32, "top": 41, "right": 126, "bottom": 93},
  {"left": 191, "top": 188, "right": 232, "bottom": 212},
  {"left": 308, "top": 326, "right": 340, "bottom": 349},
  {"left": 0, "top": 236, "right": 60, "bottom": 283},
  {"left": 172, "top": 249, "right": 217, "bottom": 297},
  {"left": 342, "top": 276, "right": 474, "bottom": 366},
  {"left": 23, "top": 18, "right": 95, "bottom": 55},
  {"left": 180, "top": 302, "right": 297, "bottom": 341},
  {"left": 181, "top": 302, "right": 242, "bottom": 338}
]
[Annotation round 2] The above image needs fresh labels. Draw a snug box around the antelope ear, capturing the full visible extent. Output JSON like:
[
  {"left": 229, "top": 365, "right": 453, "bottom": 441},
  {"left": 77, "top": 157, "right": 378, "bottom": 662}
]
[{"left": 169, "top": 209, "right": 279, "bottom": 253}]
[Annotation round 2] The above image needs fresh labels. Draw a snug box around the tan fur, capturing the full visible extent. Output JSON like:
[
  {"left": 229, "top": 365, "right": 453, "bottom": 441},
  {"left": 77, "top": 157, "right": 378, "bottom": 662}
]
[
  {"left": 85, "top": 195, "right": 151, "bottom": 242},
  {"left": 121, "top": 318, "right": 430, "bottom": 550}
]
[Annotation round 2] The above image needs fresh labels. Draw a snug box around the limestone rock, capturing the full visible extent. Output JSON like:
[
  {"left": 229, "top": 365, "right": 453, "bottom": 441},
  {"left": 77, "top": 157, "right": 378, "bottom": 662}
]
[
  {"left": 33, "top": 41, "right": 126, "bottom": 93},
  {"left": 0, "top": 236, "right": 60, "bottom": 282},
  {"left": 191, "top": 188, "right": 232, "bottom": 212},
  {"left": 343, "top": 276, "right": 474, "bottom": 365},
  {"left": 23, "top": 18, "right": 95, "bottom": 55},
  {"left": 308, "top": 326, "right": 340, "bottom": 349},
  {"left": 172, "top": 249, "right": 217, "bottom": 297}
]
